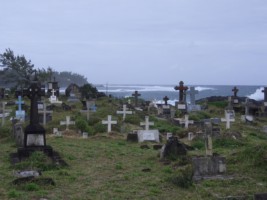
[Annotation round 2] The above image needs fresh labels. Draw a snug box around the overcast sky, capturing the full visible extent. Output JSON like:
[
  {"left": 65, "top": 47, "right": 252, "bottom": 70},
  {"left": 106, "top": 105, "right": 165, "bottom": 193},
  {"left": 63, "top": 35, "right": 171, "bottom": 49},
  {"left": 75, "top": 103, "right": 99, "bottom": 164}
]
[{"left": 0, "top": 0, "right": 266, "bottom": 85}]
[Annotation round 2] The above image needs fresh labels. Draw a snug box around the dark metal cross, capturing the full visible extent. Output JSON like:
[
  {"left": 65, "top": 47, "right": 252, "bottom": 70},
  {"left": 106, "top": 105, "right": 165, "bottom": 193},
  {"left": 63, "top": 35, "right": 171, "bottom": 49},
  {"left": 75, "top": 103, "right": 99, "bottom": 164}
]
[
  {"left": 174, "top": 81, "right": 188, "bottom": 103},
  {"left": 262, "top": 87, "right": 267, "bottom": 102},
  {"left": 163, "top": 96, "right": 169, "bottom": 105},
  {"left": 232, "top": 86, "right": 239, "bottom": 97},
  {"left": 132, "top": 91, "right": 141, "bottom": 107}
]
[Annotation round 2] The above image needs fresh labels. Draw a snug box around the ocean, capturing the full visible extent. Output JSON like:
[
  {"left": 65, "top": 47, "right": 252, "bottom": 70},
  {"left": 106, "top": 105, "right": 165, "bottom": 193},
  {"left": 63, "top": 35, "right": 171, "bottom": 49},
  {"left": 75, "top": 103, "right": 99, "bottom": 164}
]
[{"left": 96, "top": 84, "right": 265, "bottom": 105}]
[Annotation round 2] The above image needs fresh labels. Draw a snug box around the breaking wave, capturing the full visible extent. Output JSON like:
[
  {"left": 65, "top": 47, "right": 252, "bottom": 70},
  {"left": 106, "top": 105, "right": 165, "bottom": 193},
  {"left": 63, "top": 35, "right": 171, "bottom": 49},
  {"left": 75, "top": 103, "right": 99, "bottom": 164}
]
[{"left": 247, "top": 87, "right": 264, "bottom": 100}]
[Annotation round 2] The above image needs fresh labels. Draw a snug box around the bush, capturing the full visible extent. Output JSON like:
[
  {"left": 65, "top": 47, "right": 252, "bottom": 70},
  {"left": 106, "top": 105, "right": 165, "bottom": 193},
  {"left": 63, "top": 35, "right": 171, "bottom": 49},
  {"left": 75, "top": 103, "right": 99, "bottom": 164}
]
[
  {"left": 170, "top": 165, "right": 193, "bottom": 188},
  {"left": 93, "top": 122, "right": 106, "bottom": 133},
  {"left": 76, "top": 118, "right": 88, "bottom": 132},
  {"left": 213, "top": 138, "right": 244, "bottom": 148},
  {"left": 0, "top": 126, "right": 11, "bottom": 138},
  {"left": 191, "top": 139, "right": 205, "bottom": 150}
]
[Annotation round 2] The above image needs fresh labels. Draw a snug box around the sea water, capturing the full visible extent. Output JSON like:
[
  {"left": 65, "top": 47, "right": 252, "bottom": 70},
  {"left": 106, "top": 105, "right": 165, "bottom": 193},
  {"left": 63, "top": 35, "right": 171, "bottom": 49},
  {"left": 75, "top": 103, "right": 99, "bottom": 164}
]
[{"left": 97, "top": 84, "right": 265, "bottom": 104}]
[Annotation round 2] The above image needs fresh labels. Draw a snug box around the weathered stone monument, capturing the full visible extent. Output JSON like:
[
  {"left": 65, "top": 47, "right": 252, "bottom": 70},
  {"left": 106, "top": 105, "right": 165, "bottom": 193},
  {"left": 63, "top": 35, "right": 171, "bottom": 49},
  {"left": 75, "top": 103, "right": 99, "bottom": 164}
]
[
  {"left": 162, "top": 96, "right": 171, "bottom": 115},
  {"left": 102, "top": 115, "right": 117, "bottom": 133},
  {"left": 174, "top": 81, "right": 188, "bottom": 110},
  {"left": 49, "top": 89, "right": 62, "bottom": 104},
  {"left": 132, "top": 90, "right": 141, "bottom": 107},
  {"left": 80, "top": 101, "right": 91, "bottom": 121},
  {"left": 140, "top": 116, "right": 154, "bottom": 130},
  {"left": 221, "top": 111, "right": 235, "bottom": 129},
  {"left": 232, "top": 86, "right": 239, "bottom": 104},
  {"left": 179, "top": 114, "right": 194, "bottom": 129},
  {"left": 187, "top": 86, "right": 201, "bottom": 112}
]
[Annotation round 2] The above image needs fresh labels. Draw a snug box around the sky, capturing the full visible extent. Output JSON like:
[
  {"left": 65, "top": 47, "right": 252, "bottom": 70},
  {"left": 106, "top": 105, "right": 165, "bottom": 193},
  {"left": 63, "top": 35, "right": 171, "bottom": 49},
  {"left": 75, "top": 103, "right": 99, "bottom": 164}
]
[{"left": 0, "top": 0, "right": 267, "bottom": 85}]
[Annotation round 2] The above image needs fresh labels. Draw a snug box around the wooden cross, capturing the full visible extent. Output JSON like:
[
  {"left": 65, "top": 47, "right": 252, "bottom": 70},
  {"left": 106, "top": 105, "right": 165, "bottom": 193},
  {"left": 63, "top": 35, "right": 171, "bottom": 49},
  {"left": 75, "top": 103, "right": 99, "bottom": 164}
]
[
  {"left": 38, "top": 103, "right": 53, "bottom": 125},
  {"left": 189, "top": 86, "right": 198, "bottom": 105},
  {"left": 163, "top": 96, "right": 169, "bottom": 105},
  {"left": 174, "top": 81, "right": 188, "bottom": 103},
  {"left": 140, "top": 116, "right": 154, "bottom": 130},
  {"left": 262, "top": 87, "right": 267, "bottom": 102},
  {"left": 102, "top": 115, "right": 117, "bottom": 133},
  {"left": 221, "top": 111, "right": 235, "bottom": 129},
  {"left": 60, "top": 116, "right": 75, "bottom": 130},
  {"left": 232, "top": 86, "right": 239, "bottom": 97},
  {"left": 132, "top": 91, "right": 141, "bottom": 107},
  {"left": 179, "top": 114, "right": 194, "bottom": 129},
  {"left": 116, "top": 104, "right": 132, "bottom": 121}
]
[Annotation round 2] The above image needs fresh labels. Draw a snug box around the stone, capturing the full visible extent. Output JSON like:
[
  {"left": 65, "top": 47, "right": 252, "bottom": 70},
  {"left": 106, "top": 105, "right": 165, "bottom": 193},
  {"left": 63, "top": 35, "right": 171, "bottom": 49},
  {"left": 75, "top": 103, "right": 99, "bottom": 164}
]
[
  {"left": 232, "top": 86, "right": 239, "bottom": 104},
  {"left": 205, "top": 135, "right": 213, "bottom": 156},
  {"left": 49, "top": 89, "right": 62, "bottom": 104},
  {"left": 132, "top": 90, "right": 141, "bottom": 107},
  {"left": 13, "top": 123, "right": 24, "bottom": 147},
  {"left": 174, "top": 81, "right": 188, "bottom": 104},
  {"left": 166, "top": 132, "right": 173, "bottom": 140},
  {"left": 80, "top": 101, "right": 92, "bottom": 121},
  {"left": 160, "top": 137, "right": 187, "bottom": 160},
  {"left": 179, "top": 114, "right": 194, "bottom": 129},
  {"left": 263, "top": 126, "right": 267, "bottom": 134},
  {"left": 102, "top": 115, "right": 117, "bottom": 133},
  {"left": 82, "top": 132, "right": 88, "bottom": 139},
  {"left": 137, "top": 130, "right": 160, "bottom": 143},
  {"left": 116, "top": 104, "right": 132, "bottom": 121},
  {"left": 140, "top": 116, "right": 154, "bottom": 130},
  {"left": 38, "top": 103, "right": 53, "bottom": 125},
  {"left": 188, "top": 132, "right": 194, "bottom": 141},
  {"left": 192, "top": 155, "right": 227, "bottom": 181},
  {"left": 14, "top": 170, "right": 41, "bottom": 178},
  {"left": 188, "top": 86, "right": 198, "bottom": 105},
  {"left": 127, "top": 131, "right": 138, "bottom": 142},
  {"left": 60, "top": 116, "right": 75, "bottom": 130},
  {"left": 221, "top": 111, "right": 235, "bottom": 129}
]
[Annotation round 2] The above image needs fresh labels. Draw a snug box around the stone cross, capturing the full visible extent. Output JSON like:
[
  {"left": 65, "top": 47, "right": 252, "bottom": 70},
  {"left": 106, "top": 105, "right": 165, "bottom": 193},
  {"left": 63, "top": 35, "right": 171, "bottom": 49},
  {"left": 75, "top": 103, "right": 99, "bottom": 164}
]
[
  {"left": 163, "top": 96, "right": 169, "bottom": 105},
  {"left": 232, "top": 86, "right": 239, "bottom": 97},
  {"left": 38, "top": 103, "right": 53, "bottom": 125},
  {"left": 102, "top": 115, "right": 117, "bottom": 133},
  {"left": 60, "top": 116, "right": 75, "bottom": 130},
  {"left": 180, "top": 114, "right": 194, "bottom": 129},
  {"left": 221, "top": 112, "right": 235, "bottom": 129},
  {"left": 132, "top": 91, "right": 141, "bottom": 107},
  {"left": 80, "top": 101, "right": 91, "bottom": 121},
  {"left": 174, "top": 81, "right": 188, "bottom": 103},
  {"left": 189, "top": 87, "right": 198, "bottom": 105},
  {"left": 0, "top": 102, "right": 11, "bottom": 126},
  {"left": 205, "top": 135, "right": 213, "bottom": 156},
  {"left": 116, "top": 104, "right": 132, "bottom": 121},
  {"left": 262, "top": 87, "right": 267, "bottom": 104},
  {"left": 140, "top": 116, "right": 154, "bottom": 130}
]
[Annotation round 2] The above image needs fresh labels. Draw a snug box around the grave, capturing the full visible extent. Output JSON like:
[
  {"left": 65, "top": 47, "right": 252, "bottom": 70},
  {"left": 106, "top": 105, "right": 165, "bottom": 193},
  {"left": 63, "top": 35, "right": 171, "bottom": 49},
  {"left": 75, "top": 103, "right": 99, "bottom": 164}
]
[
  {"left": 13, "top": 122, "right": 24, "bottom": 147},
  {"left": 262, "top": 87, "right": 267, "bottom": 106},
  {"left": 137, "top": 129, "right": 160, "bottom": 143},
  {"left": 0, "top": 101, "right": 11, "bottom": 126},
  {"left": 221, "top": 111, "right": 235, "bottom": 129},
  {"left": 80, "top": 101, "right": 92, "bottom": 121},
  {"left": 232, "top": 86, "right": 239, "bottom": 104},
  {"left": 116, "top": 104, "right": 133, "bottom": 121},
  {"left": 60, "top": 116, "right": 75, "bottom": 130},
  {"left": 15, "top": 96, "right": 26, "bottom": 121},
  {"left": 140, "top": 116, "right": 154, "bottom": 130},
  {"left": 66, "top": 83, "right": 81, "bottom": 102},
  {"left": 127, "top": 131, "right": 139, "bottom": 142},
  {"left": 174, "top": 81, "right": 188, "bottom": 110},
  {"left": 162, "top": 96, "right": 171, "bottom": 115},
  {"left": 241, "top": 98, "right": 254, "bottom": 123},
  {"left": 132, "top": 91, "right": 141, "bottom": 107},
  {"left": 166, "top": 132, "right": 173, "bottom": 140},
  {"left": 49, "top": 89, "right": 62, "bottom": 104},
  {"left": 47, "top": 77, "right": 60, "bottom": 97},
  {"left": 38, "top": 103, "right": 53, "bottom": 125},
  {"left": 82, "top": 132, "right": 88, "bottom": 139},
  {"left": 160, "top": 137, "right": 188, "bottom": 160},
  {"left": 102, "top": 115, "right": 117, "bottom": 133},
  {"left": 179, "top": 114, "right": 194, "bottom": 129},
  {"left": 187, "top": 87, "right": 201, "bottom": 112}
]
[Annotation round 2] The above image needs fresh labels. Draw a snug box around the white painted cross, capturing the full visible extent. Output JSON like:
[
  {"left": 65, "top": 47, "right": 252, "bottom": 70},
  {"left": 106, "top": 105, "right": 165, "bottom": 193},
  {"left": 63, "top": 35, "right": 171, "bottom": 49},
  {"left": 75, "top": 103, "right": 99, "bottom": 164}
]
[
  {"left": 60, "top": 116, "right": 75, "bottom": 130},
  {"left": 102, "top": 115, "right": 117, "bottom": 133},
  {"left": 38, "top": 103, "right": 53, "bottom": 125},
  {"left": 0, "top": 102, "right": 11, "bottom": 126},
  {"left": 116, "top": 104, "right": 132, "bottom": 121},
  {"left": 221, "top": 112, "right": 235, "bottom": 129},
  {"left": 180, "top": 114, "right": 194, "bottom": 129},
  {"left": 140, "top": 116, "right": 154, "bottom": 130}
]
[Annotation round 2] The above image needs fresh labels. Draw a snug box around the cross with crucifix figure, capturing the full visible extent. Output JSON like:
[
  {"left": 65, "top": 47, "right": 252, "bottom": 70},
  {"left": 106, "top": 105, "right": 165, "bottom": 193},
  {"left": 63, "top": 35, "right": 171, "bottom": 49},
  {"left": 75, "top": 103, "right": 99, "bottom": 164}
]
[
  {"left": 174, "top": 81, "right": 188, "bottom": 103},
  {"left": 163, "top": 96, "right": 169, "bottom": 105},
  {"left": 132, "top": 91, "right": 141, "bottom": 107},
  {"left": 262, "top": 87, "right": 267, "bottom": 106}
]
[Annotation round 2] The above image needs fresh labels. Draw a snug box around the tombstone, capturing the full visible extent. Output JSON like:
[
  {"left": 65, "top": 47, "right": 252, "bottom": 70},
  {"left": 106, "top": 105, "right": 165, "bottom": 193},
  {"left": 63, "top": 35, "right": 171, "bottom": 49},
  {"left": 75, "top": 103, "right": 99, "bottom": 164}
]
[
  {"left": 102, "top": 115, "right": 117, "bottom": 133},
  {"left": 137, "top": 129, "right": 160, "bottom": 143},
  {"left": 160, "top": 137, "right": 187, "bottom": 160},
  {"left": 15, "top": 96, "right": 26, "bottom": 121},
  {"left": 60, "top": 116, "right": 75, "bottom": 130},
  {"left": 166, "top": 132, "right": 173, "bottom": 140},
  {"left": 66, "top": 83, "right": 81, "bottom": 102},
  {"left": 174, "top": 81, "right": 188, "bottom": 110},
  {"left": 47, "top": 77, "right": 60, "bottom": 97},
  {"left": 205, "top": 135, "right": 213, "bottom": 156},
  {"left": 140, "top": 116, "right": 154, "bottom": 130},
  {"left": 13, "top": 123, "right": 24, "bottom": 147},
  {"left": 187, "top": 87, "right": 201, "bottom": 112},
  {"left": 49, "top": 89, "right": 62, "bottom": 104},
  {"left": 241, "top": 99, "right": 254, "bottom": 123},
  {"left": 188, "top": 132, "right": 194, "bottom": 141},
  {"left": 179, "top": 114, "right": 194, "bottom": 129},
  {"left": 116, "top": 104, "right": 133, "bottom": 121},
  {"left": 221, "top": 111, "right": 235, "bottom": 129},
  {"left": 132, "top": 91, "right": 141, "bottom": 107},
  {"left": 38, "top": 103, "right": 53, "bottom": 125},
  {"left": 262, "top": 87, "right": 267, "bottom": 106},
  {"left": 53, "top": 128, "right": 58, "bottom": 135},
  {"left": 0, "top": 102, "right": 11, "bottom": 126},
  {"left": 127, "top": 131, "right": 138, "bottom": 142},
  {"left": 82, "top": 132, "right": 88, "bottom": 139},
  {"left": 170, "top": 107, "right": 176, "bottom": 118},
  {"left": 232, "top": 86, "right": 239, "bottom": 104},
  {"left": 162, "top": 96, "right": 171, "bottom": 115}
]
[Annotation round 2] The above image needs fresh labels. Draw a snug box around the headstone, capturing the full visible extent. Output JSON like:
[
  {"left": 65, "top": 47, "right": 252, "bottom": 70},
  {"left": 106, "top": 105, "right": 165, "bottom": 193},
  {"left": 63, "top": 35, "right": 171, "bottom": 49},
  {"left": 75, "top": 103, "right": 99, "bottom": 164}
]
[
  {"left": 116, "top": 104, "right": 132, "bottom": 121},
  {"left": 189, "top": 86, "right": 198, "bottom": 105},
  {"left": 127, "top": 131, "right": 138, "bottom": 142},
  {"left": 38, "top": 103, "right": 53, "bottom": 125},
  {"left": 140, "top": 116, "right": 154, "bottom": 130},
  {"left": 232, "top": 86, "right": 239, "bottom": 104},
  {"left": 60, "top": 116, "right": 75, "bottom": 130},
  {"left": 179, "top": 114, "right": 194, "bottom": 129},
  {"left": 162, "top": 96, "right": 171, "bottom": 115},
  {"left": 174, "top": 81, "right": 188, "bottom": 110},
  {"left": 82, "top": 132, "right": 88, "bottom": 139},
  {"left": 102, "top": 115, "right": 117, "bottom": 133},
  {"left": 132, "top": 91, "right": 141, "bottom": 107},
  {"left": 188, "top": 132, "right": 194, "bottom": 141},
  {"left": 49, "top": 89, "right": 62, "bottom": 104},
  {"left": 205, "top": 135, "right": 213, "bottom": 156},
  {"left": 160, "top": 137, "right": 187, "bottom": 160},
  {"left": 137, "top": 129, "right": 160, "bottom": 143},
  {"left": 13, "top": 123, "right": 24, "bottom": 147},
  {"left": 0, "top": 102, "right": 11, "bottom": 126},
  {"left": 221, "top": 111, "right": 235, "bottom": 129},
  {"left": 15, "top": 96, "right": 26, "bottom": 121},
  {"left": 166, "top": 132, "right": 173, "bottom": 140},
  {"left": 262, "top": 87, "right": 267, "bottom": 106}
]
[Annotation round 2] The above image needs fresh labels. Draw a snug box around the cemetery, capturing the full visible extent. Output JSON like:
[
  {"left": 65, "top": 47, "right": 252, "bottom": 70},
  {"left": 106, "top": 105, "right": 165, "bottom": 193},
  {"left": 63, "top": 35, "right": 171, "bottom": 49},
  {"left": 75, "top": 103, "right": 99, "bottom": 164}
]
[{"left": 0, "top": 79, "right": 266, "bottom": 200}]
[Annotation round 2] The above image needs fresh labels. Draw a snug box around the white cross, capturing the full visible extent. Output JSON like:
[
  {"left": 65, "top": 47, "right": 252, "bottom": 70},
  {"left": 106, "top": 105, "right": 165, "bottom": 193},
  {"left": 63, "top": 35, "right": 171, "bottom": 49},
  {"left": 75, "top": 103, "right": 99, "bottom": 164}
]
[
  {"left": 140, "top": 116, "right": 154, "bottom": 130},
  {"left": 38, "top": 103, "right": 53, "bottom": 125},
  {"left": 0, "top": 102, "right": 11, "bottom": 126},
  {"left": 51, "top": 89, "right": 56, "bottom": 97},
  {"left": 60, "top": 116, "right": 75, "bottom": 130},
  {"left": 102, "top": 115, "right": 117, "bottom": 133},
  {"left": 180, "top": 114, "right": 194, "bottom": 129},
  {"left": 116, "top": 105, "right": 132, "bottom": 121},
  {"left": 221, "top": 112, "right": 235, "bottom": 129}
]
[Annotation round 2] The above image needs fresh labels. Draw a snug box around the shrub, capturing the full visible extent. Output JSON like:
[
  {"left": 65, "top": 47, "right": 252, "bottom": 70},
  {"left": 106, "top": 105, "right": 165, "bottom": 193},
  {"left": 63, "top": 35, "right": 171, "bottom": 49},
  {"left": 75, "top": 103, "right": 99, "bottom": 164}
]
[
  {"left": 170, "top": 165, "right": 193, "bottom": 188},
  {"left": 76, "top": 118, "right": 88, "bottom": 132}
]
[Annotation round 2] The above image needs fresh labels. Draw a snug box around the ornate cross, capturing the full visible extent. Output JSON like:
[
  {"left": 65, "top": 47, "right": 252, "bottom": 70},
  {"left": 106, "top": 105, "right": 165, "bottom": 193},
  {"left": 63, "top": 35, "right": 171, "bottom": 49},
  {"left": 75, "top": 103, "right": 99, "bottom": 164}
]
[
  {"left": 163, "top": 96, "right": 169, "bottom": 105},
  {"left": 174, "top": 81, "right": 188, "bottom": 103},
  {"left": 132, "top": 91, "right": 141, "bottom": 107}
]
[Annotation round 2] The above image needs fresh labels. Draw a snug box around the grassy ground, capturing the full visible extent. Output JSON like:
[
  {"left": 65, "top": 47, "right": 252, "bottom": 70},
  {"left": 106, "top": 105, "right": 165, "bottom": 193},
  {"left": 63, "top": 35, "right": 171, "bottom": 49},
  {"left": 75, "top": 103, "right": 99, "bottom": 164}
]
[{"left": 0, "top": 97, "right": 266, "bottom": 199}]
